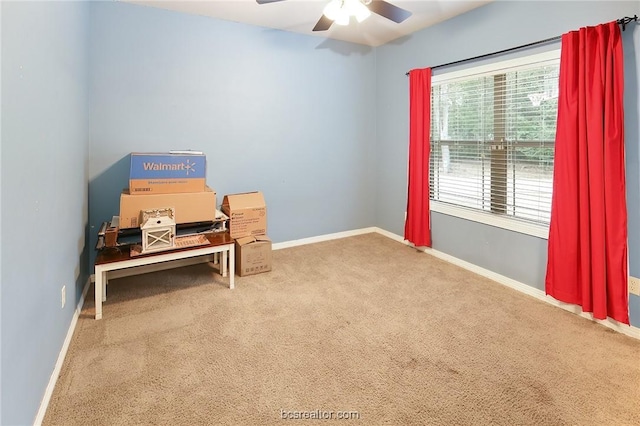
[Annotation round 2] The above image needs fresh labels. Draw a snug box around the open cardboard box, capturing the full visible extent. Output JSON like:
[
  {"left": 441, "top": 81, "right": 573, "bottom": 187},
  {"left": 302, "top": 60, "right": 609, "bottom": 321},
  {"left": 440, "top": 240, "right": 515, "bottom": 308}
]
[
  {"left": 221, "top": 191, "right": 267, "bottom": 239},
  {"left": 235, "top": 235, "right": 272, "bottom": 277}
]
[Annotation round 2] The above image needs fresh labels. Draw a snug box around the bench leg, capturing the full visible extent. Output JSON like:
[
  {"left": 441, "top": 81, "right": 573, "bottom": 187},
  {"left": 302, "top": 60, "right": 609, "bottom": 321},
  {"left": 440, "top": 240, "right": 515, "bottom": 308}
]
[
  {"left": 102, "top": 272, "right": 107, "bottom": 302},
  {"left": 229, "top": 244, "right": 235, "bottom": 290},
  {"left": 221, "top": 249, "right": 227, "bottom": 277},
  {"left": 95, "top": 269, "right": 104, "bottom": 320}
]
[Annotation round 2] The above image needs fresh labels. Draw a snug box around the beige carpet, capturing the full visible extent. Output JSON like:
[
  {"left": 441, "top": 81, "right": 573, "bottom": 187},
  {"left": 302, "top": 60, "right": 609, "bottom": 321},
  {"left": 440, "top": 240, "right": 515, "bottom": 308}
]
[{"left": 44, "top": 233, "right": 640, "bottom": 425}]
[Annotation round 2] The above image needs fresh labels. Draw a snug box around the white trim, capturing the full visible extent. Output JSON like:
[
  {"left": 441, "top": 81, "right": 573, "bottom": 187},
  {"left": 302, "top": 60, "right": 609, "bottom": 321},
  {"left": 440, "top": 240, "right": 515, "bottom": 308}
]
[
  {"left": 374, "top": 227, "right": 406, "bottom": 243},
  {"left": 431, "top": 201, "right": 549, "bottom": 239},
  {"left": 432, "top": 49, "right": 561, "bottom": 83},
  {"left": 373, "top": 228, "right": 640, "bottom": 341},
  {"left": 272, "top": 227, "right": 378, "bottom": 250},
  {"left": 34, "top": 277, "right": 91, "bottom": 426}
]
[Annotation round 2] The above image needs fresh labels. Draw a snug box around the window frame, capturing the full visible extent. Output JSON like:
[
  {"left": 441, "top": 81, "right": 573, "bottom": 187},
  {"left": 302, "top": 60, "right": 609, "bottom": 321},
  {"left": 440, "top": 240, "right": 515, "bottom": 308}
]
[{"left": 429, "top": 49, "right": 561, "bottom": 240}]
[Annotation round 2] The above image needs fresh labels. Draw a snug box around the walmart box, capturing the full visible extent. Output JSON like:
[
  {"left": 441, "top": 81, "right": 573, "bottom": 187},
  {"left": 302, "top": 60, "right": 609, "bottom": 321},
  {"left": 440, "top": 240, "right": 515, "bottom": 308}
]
[{"left": 129, "top": 152, "right": 206, "bottom": 195}]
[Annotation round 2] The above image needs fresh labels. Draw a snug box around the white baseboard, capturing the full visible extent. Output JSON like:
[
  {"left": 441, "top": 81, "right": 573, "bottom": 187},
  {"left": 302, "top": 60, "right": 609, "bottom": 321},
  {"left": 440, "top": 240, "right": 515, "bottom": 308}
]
[
  {"left": 33, "top": 277, "right": 91, "bottom": 426},
  {"left": 373, "top": 227, "right": 640, "bottom": 340},
  {"left": 272, "top": 227, "right": 378, "bottom": 250}
]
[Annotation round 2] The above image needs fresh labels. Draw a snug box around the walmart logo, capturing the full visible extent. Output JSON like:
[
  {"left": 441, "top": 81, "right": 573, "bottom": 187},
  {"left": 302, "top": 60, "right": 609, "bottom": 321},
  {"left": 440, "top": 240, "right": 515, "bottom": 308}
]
[
  {"left": 142, "top": 159, "right": 197, "bottom": 176},
  {"left": 131, "top": 154, "right": 205, "bottom": 180}
]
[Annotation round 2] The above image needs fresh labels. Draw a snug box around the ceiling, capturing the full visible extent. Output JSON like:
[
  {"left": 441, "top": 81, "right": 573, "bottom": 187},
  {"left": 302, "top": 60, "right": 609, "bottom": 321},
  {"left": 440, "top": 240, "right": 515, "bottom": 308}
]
[{"left": 123, "top": 0, "right": 493, "bottom": 47}]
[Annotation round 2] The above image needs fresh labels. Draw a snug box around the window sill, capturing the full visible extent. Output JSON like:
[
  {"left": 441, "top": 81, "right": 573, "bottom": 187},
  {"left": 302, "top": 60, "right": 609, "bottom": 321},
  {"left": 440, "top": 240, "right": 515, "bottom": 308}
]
[{"left": 430, "top": 201, "right": 549, "bottom": 239}]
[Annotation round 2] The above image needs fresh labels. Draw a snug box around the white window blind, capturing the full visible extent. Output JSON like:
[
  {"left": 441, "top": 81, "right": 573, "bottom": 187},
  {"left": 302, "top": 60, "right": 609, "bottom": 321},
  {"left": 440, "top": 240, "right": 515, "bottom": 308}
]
[{"left": 430, "top": 51, "right": 560, "bottom": 229}]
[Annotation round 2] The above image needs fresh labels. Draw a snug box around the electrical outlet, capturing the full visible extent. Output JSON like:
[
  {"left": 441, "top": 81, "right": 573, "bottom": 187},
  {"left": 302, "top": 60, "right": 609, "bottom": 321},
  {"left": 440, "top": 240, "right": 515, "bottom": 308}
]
[
  {"left": 629, "top": 276, "right": 640, "bottom": 296},
  {"left": 61, "top": 285, "right": 66, "bottom": 309}
]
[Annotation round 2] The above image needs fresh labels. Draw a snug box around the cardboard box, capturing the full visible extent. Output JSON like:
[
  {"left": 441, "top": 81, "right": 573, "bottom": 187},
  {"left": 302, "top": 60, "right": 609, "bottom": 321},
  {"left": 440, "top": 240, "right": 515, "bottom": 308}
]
[
  {"left": 129, "top": 152, "right": 206, "bottom": 195},
  {"left": 119, "top": 186, "right": 216, "bottom": 229},
  {"left": 235, "top": 235, "right": 272, "bottom": 277},
  {"left": 221, "top": 192, "right": 267, "bottom": 239}
]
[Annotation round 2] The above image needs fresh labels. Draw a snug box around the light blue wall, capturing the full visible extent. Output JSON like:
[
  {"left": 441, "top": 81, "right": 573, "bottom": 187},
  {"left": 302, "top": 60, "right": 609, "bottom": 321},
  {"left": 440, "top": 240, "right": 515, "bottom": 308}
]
[
  {"left": 375, "top": 1, "right": 640, "bottom": 326},
  {"left": 2, "top": 1, "right": 639, "bottom": 423},
  {"left": 1, "top": 1, "right": 89, "bottom": 425},
  {"left": 88, "top": 2, "right": 377, "bottom": 267}
]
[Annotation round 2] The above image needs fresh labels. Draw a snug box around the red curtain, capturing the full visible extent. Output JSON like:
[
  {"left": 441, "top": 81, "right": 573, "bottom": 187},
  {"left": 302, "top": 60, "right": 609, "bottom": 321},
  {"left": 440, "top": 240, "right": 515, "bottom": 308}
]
[
  {"left": 546, "top": 22, "right": 628, "bottom": 324},
  {"left": 404, "top": 68, "right": 432, "bottom": 247}
]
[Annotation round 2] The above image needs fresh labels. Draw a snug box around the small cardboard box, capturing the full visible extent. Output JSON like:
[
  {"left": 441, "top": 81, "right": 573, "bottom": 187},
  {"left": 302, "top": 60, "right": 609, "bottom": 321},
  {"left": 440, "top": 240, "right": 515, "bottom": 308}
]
[
  {"left": 235, "top": 235, "right": 272, "bottom": 277},
  {"left": 119, "top": 186, "right": 216, "bottom": 229},
  {"left": 221, "top": 192, "right": 267, "bottom": 239},
  {"left": 129, "top": 152, "right": 206, "bottom": 195}
]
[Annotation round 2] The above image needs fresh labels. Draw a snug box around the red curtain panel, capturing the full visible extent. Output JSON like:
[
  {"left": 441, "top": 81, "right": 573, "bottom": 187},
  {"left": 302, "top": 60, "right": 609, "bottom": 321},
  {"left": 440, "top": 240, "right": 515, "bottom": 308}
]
[
  {"left": 546, "top": 22, "right": 629, "bottom": 324},
  {"left": 404, "top": 68, "right": 432, "bottom": 247}
]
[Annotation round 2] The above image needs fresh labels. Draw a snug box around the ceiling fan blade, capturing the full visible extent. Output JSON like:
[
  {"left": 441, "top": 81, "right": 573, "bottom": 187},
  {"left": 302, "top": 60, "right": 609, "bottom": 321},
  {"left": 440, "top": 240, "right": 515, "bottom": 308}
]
[
  {"left": 312, "top": 15, "right": 333, "bottom": 32},
  {"left": 256, "top": 0, "right": 286, "bottom": 4},
  {"left": 368, "top": 0, "right": 412, "bottom": 23}
]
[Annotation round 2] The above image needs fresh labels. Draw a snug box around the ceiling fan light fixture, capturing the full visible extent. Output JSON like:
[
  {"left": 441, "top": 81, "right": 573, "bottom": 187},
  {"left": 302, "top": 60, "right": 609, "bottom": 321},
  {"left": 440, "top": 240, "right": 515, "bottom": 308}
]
[
  {"left": 322, "top": 0, "right": 343, "bottom": 21},
  {"left": 323, "top": 0, "right": 371, "bottom": 27},
  {"left": 334, "top": 13, "right": 350, "bottom": 26},
  {"left": 346, "top": 0, "right": 371, "bottom": 23},
  {"left": 258, "top": 0, "right": 413, "bottom": 33}
]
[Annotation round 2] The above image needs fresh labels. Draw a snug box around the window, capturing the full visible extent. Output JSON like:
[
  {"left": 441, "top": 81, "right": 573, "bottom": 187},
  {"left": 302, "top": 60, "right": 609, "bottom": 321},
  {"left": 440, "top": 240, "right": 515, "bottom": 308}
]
[{"left": 429, "top": 50, "right": 560, "bottom": 238}]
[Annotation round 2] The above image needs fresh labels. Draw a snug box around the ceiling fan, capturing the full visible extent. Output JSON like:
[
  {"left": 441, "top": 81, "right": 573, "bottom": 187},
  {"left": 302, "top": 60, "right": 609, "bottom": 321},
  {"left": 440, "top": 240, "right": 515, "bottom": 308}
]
[{"left": 256, "top": 0, "right": 413, "bottom": 32}]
